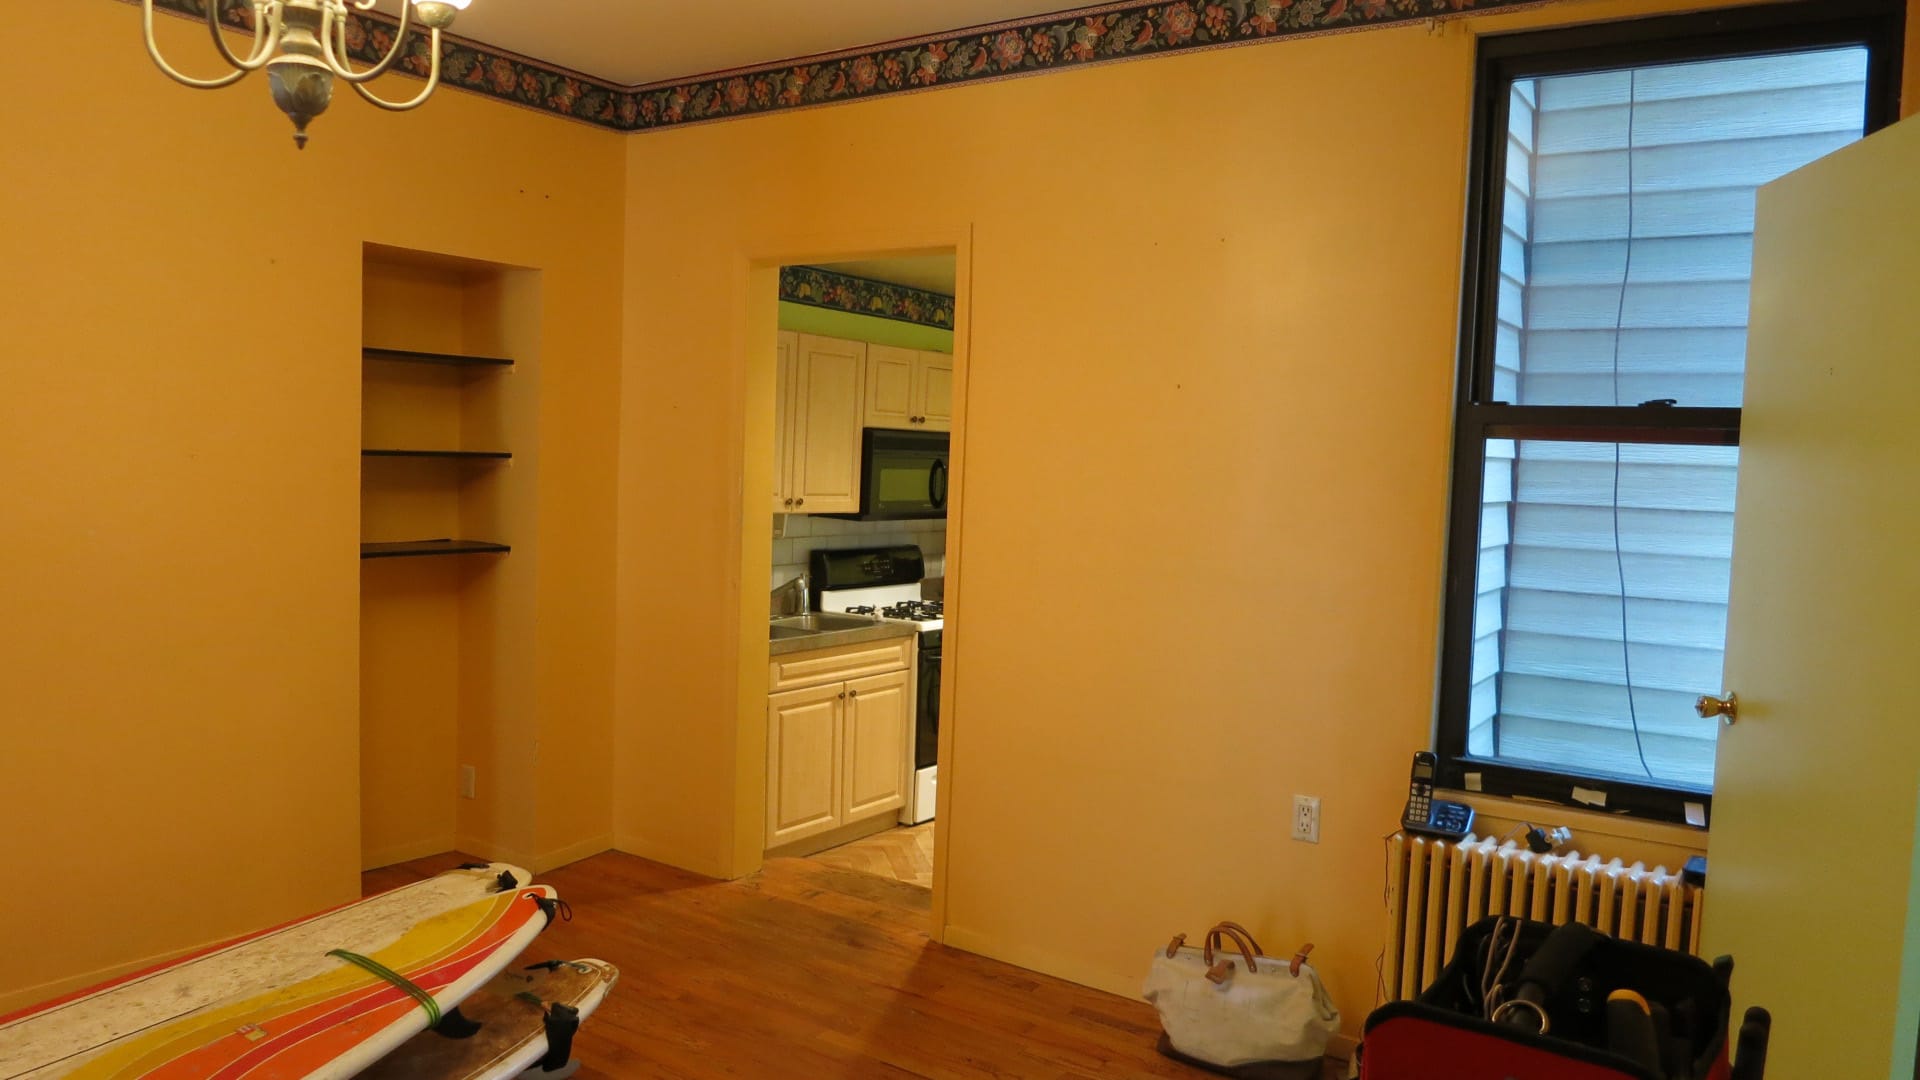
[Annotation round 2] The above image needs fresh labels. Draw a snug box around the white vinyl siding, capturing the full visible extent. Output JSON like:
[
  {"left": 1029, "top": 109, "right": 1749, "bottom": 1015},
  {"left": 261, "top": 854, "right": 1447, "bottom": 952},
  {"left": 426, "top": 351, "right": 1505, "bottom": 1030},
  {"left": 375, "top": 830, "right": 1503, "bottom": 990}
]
[{"left": 1474, "top": 48, "right": 1868, "bottom": 789}]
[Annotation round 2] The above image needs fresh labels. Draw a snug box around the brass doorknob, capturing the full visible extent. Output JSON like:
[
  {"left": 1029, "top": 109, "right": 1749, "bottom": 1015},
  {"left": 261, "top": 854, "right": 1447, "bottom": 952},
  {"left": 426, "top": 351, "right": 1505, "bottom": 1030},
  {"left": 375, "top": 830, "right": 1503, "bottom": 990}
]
[{"left": 1696, "top": 692, "right": 1739, "bottom": 725}]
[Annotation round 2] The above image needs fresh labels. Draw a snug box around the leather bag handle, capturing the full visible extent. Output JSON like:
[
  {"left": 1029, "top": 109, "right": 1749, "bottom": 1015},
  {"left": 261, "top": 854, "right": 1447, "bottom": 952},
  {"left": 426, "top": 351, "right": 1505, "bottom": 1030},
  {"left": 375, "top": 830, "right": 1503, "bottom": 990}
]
[
  {"left": 1212, "top": 921, "right": 1268, "bottom": 958},
  {"left": 1203, "top": 924, "right": 1261, "bottom": 976},
  {"left": 1290, "top": 942, "right": 1315, "bottom": 978}
]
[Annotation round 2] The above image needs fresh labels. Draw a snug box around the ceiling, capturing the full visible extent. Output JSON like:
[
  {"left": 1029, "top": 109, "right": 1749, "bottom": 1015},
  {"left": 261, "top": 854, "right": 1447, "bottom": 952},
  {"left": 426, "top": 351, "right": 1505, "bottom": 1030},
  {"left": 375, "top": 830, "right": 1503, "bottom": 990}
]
[
  {"left": 815, "top": 256, "right": 957, "bottom": 295},
  {"left": 380, "top": 1, "right": 1072, "bottom": 87}
]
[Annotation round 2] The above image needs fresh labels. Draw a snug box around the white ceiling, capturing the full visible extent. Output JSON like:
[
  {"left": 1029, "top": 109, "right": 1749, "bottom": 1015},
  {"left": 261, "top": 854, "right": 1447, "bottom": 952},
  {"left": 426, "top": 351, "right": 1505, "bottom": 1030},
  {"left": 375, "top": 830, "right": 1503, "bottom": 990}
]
[
  {"left": 815, "top": 256, "right": 957, "bottom": 295},
  {"left": 383, "top": 0, "right": 1070, "bottom": 87}
]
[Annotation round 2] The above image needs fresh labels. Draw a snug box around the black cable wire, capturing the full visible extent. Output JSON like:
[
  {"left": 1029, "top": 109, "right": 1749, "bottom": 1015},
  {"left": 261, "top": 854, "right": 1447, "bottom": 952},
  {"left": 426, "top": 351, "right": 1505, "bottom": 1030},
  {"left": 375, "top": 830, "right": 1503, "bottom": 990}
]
[{"left": 1611, "top": 68, "right": 1657, "bottom": 781}]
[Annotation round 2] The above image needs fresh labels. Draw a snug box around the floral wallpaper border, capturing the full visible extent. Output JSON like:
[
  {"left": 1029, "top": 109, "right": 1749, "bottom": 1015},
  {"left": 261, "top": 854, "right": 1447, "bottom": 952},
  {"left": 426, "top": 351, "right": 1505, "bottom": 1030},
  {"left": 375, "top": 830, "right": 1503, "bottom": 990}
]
[
  {"left": 141, "top": 0, "right": 1561, "bottom": 134},
  {"left": 780, "top": 267, "right": 956, "bottom": 330},
  {"left": 624, "top": 0, "right": 1556, "bottom": 131}
]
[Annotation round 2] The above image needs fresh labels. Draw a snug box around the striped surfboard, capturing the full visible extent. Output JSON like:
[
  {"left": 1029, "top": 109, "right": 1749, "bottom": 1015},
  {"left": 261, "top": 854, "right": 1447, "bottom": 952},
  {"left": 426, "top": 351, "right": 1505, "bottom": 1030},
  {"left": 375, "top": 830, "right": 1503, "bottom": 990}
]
[{"left": 0, "top": 863, "right": 559, "bottom": 1079}]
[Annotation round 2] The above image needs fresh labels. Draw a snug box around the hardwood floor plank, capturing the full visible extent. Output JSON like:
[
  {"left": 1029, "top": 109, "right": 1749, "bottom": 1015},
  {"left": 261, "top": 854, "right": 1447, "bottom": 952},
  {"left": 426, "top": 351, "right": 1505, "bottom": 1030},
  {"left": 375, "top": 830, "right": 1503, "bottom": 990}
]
[{"left": 362, "top": 851, "right": 1336, "bottom": 1078}]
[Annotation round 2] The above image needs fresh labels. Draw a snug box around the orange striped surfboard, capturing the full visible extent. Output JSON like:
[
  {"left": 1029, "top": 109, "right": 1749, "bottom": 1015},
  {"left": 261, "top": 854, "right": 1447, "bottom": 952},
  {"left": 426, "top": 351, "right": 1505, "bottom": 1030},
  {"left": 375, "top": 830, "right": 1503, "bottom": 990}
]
[{"left": 0, "top": 863, "right": 559, "bottom": 1079}]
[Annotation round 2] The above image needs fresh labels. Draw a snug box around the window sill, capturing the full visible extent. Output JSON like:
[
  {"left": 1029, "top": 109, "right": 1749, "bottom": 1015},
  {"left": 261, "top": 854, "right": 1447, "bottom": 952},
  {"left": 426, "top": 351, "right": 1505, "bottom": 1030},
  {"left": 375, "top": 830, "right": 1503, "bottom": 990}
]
[{"left": 1442, "top": 789, "right": 1708, "bottom": 869}]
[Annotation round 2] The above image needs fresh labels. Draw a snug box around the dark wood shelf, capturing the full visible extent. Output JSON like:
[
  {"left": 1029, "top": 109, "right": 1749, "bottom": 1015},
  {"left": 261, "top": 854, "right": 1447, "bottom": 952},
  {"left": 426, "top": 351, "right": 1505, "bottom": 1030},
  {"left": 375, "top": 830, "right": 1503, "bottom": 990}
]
[
  {"left": 360, "top": 540, "right": 510, "bottom": 560},
  {"left": 362, "top": 346, "right": 514, "bottom": 368},
  {"left": 362, "top": 449, "right": 512, "bottom": 460}
]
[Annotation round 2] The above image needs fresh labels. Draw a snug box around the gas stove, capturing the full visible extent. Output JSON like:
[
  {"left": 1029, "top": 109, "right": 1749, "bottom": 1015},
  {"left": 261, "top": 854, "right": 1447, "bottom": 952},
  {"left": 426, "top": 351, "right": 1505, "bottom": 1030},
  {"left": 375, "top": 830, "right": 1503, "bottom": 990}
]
[
  {"left": 811, "top": 546, "right": 942, "bottom": 632},
  {"left": 843, "top": 599, "right": 943, "bottom": 626}
]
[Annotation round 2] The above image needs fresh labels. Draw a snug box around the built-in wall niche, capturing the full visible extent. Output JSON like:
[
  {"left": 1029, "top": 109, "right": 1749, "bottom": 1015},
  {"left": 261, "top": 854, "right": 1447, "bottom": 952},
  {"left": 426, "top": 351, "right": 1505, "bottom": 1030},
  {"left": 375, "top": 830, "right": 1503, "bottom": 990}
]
[
  {"left": 360, "top": 245, "right": 528, "bottom": 559},
  {"left": 358, "top": 243, "right": 541, "bottom": 871}
]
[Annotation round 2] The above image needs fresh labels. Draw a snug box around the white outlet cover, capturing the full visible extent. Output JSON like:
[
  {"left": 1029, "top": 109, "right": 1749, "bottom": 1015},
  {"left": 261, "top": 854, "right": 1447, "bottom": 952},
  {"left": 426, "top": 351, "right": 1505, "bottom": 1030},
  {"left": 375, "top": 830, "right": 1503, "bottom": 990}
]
[{"left": 1292, "top": 795, "right": 1321, "bottom": 843}]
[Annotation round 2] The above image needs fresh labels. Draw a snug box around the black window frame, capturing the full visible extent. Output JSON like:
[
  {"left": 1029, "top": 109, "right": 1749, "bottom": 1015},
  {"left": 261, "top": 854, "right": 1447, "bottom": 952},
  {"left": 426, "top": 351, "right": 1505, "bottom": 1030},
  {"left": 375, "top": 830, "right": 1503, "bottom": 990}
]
[{"left": 1437, "top": 0, "right": 1906, "bottom": 823}]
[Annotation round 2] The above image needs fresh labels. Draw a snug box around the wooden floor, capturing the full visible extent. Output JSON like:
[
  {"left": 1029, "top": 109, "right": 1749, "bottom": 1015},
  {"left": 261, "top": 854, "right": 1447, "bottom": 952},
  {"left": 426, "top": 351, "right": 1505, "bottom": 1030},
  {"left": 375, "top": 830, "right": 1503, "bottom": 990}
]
[
  {"left": 809, "top": 823, "right": 936, "bottom": 888},
  {"left": 365, "top": 851, "right": 1335, "bottom": 1078}
]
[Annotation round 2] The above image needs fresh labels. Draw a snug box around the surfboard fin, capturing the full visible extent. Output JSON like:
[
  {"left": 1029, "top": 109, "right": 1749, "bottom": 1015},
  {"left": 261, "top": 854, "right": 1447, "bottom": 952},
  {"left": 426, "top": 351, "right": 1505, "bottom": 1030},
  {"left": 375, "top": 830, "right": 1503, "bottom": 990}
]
[
  {"left": 537, "top": 1002, "right": 582, "bottom": 1071},
  {"left": 432, "top": 1005, "right": 484, "bottom": 1040}
]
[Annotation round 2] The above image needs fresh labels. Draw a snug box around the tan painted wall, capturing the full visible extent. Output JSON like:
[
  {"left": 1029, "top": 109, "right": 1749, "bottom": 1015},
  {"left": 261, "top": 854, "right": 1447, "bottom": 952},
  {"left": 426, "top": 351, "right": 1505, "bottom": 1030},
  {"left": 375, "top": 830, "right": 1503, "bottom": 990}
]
[
  {"left": 0, "top": 4, "right": 622, "bottom": 1011},
  {"left": 611, "top": 0, "right": 1873, "bottom": 1033}
]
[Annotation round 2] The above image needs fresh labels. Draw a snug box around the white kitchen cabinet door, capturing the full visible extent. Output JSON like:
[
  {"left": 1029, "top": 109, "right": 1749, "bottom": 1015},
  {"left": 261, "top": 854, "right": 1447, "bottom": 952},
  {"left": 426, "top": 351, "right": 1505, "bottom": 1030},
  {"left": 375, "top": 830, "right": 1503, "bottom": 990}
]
[
  {"left": 771, "top": 331, "right": 798, "bottom": 513},
  {"left": 791, "top": 335, "right": 866, "bottom": 514},
  {"left": 839, "top": 669, "right": 911, "bottom": 822},
  {"left": 864, "top": 344, "right": 918, "bottom": 430},
  {"left": 918, "top": 350, "right": 954, "bottom": 432},
  {"left": 766, "top": 683, "right": 843, "bottom": 846}
]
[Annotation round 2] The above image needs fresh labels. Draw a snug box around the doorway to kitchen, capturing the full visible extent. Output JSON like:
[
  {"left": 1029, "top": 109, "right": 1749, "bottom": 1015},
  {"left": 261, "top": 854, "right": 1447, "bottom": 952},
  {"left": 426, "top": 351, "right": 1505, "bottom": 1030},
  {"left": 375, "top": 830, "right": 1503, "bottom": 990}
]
[{"left": 753, "top": 250, "right": 962, "bottom": 899}]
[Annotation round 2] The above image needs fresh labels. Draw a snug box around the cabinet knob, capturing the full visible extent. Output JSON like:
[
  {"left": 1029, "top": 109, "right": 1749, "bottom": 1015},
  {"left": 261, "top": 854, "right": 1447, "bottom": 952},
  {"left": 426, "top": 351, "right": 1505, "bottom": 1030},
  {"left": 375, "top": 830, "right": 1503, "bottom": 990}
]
[
  {"left": 783, "top": 497, "right": 793, "bottom": 507},
  {"left": 848, "top": 688, "right": 859, "bottom": 698},
  {"left": 795, "top": 498, "right": 804, "bottom": 507},
  {"left": 838, "top": 691, "right": 846, "bottom": 700}
]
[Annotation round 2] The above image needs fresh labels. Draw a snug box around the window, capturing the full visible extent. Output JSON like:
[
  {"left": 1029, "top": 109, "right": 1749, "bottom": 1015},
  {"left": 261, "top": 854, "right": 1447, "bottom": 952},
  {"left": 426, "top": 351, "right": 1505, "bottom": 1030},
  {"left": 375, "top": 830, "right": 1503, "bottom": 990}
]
[{"left": 1438, "top": 2, "right": 1904, "bottom": 820}]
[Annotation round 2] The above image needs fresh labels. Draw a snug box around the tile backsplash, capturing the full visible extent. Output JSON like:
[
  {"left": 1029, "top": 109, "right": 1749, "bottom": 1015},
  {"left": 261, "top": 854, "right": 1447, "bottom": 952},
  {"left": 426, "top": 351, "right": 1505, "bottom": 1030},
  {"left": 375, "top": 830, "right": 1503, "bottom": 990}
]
[{"left": 771, "top": 515, "right": 947, "bottom": 594}]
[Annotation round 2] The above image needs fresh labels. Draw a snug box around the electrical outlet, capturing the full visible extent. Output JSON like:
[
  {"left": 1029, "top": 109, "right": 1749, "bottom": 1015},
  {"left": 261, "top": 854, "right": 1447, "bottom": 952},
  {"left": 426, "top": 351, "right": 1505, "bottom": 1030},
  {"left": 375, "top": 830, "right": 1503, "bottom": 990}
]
[
  {"left": 1292, "top": 795, "right": 1321, "bottom": 843},
  {"left": 459, "top": 765, "right": 477, "bottom": 800}
]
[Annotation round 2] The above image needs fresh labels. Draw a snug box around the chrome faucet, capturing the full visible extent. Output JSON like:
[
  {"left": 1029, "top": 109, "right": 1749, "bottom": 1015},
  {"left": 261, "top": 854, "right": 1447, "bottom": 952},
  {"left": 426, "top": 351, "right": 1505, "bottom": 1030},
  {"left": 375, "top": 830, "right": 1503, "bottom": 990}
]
[{"left": 771, "top": 573, "right": 810, "bottom": 617}]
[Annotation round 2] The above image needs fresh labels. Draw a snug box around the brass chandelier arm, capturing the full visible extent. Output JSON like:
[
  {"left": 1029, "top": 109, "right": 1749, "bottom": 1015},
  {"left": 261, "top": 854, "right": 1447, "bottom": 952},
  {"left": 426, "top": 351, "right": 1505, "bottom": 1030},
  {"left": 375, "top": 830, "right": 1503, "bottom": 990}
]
[
  {"left": 319, "top": 0, "right": 415, "bottom": 85},
  {"left": 206, "top": 1, "right": 285, "bottom": 73},
  {"left": 142, "top": 0, "right": 251, "bottom": 88},
  {"left": 345, "top": 27, "right": 445, "bottom": 111}
]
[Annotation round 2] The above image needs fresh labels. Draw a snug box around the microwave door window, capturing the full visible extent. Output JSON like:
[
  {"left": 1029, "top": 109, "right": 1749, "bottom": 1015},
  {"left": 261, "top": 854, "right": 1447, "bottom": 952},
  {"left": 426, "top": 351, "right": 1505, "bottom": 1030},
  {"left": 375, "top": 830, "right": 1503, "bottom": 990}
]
[{"left": 875, "top": 458, "right": 930, "bottom": 511}]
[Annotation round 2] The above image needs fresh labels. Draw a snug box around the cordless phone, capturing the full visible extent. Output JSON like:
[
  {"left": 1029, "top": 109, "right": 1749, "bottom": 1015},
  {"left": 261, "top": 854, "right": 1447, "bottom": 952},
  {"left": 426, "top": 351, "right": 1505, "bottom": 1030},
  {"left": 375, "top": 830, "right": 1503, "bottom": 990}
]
[{"left": 1402, "top": 751, "right": 1475, "bottom": 841}]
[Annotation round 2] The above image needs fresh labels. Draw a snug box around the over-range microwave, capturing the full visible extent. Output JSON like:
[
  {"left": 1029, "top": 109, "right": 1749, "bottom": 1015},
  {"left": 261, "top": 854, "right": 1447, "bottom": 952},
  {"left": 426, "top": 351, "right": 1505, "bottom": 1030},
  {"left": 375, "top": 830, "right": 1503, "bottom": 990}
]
[{"left": 824, "top": 428, "right": 948, "bottom": 521}]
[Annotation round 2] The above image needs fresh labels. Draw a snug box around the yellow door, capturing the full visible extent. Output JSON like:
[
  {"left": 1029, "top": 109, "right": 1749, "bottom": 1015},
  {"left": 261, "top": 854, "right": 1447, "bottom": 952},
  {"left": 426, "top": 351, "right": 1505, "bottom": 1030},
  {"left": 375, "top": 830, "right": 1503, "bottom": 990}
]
[
  {"left": 766, "top": 683, "right": 843, "bottom": 846},
  {"left": 840, "top": 669, "right": 910, "bottom": 822},
  {"left": 1705, "top": 116, "right": 1920, "bottom": 1078}
]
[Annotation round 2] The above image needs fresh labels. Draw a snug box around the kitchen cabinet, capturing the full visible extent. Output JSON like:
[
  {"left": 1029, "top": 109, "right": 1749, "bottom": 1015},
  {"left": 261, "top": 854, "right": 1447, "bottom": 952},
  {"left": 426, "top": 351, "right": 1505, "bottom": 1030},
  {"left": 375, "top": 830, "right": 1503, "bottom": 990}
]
[
  {"left": 774, "top": 333, "right": 865, "bottom": 514},
  {"left": 765, "top": 638, "right": 914, "bottom": 851},
  {"left": 839, "top": 670, "right": 912, "bottom": 821},
  {"left": 863, "top": 345, "right": 953, "bottom": 432},
  {"left": 765, "top": 682, "right": 842, "bottom": 846},
  {"left": 771, "top": 331, "right": 797, "bottom": 514}
]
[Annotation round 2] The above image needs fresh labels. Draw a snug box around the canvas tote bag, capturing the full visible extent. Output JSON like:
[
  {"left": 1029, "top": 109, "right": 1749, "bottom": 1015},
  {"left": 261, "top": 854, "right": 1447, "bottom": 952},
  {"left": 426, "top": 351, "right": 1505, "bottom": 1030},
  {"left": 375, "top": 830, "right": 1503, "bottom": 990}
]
[{"left": 1143, "top": 921, "right": 1340, "bottom": 1070}]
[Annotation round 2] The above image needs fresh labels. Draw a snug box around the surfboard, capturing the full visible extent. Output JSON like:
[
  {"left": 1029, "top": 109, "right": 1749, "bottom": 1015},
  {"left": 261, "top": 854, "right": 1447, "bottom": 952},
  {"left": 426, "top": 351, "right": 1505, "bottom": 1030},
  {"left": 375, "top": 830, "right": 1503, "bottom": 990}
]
[
  {"left": 0, "top": 863, "right": 562, "bottom": 1080},
  {"left": 358, "top": 959, "right": 618, "bottom": 1080}
]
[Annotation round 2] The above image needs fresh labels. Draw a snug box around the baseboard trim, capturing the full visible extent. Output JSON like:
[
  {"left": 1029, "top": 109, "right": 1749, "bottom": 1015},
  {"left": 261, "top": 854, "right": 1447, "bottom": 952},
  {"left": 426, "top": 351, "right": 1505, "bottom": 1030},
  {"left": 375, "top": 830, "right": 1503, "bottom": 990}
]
[
  {"left": 611, "top": 832, "right": 734, "bottom": 880},
  {"left": 763, "top": 813, "right": 897, "bottom": 860},
  {"left": 941, "top": 925, "right": 1362, "bottom": 1062},
  {"left": 533, "top": 834, "right": 614, "bottom": 874},
  {"left": 361, "top": 836, "right": 461, "bottom": 873}
]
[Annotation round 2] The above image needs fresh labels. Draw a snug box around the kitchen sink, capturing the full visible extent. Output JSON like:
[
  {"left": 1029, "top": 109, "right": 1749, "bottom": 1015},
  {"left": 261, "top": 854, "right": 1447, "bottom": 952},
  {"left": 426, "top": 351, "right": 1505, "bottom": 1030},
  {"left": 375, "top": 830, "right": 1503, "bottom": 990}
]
[{"left": 769, "top": 613, "right": 879, "bottom": 635}]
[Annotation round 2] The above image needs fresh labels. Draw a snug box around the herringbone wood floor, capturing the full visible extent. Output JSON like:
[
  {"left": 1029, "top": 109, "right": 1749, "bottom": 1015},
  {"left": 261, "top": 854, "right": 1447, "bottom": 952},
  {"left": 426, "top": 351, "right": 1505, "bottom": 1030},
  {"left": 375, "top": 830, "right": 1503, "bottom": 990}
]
[
  {"left": 364, "top": 851, "right": 1332, "bottom": 1077},
  {"left": 809, "top": 822, "right": 936, "bottom": 888}
]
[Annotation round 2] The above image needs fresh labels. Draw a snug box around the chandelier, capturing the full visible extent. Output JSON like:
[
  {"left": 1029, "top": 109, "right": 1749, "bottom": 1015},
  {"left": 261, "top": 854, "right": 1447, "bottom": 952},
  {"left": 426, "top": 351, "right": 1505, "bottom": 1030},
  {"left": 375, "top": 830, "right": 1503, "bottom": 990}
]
[{"left": 142, "top": 0, "right": 473, "bottom": 149}]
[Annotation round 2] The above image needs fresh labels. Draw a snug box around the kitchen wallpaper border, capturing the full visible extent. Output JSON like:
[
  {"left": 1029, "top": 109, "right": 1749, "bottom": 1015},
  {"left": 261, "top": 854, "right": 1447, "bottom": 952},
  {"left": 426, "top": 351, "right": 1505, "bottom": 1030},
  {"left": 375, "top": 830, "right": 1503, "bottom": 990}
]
[
  {"left": 780, "top": 267, "right": 956, "bottom": 330},
  {"left": 140, "top": 0, "right": 1565, "bottom": 135}
]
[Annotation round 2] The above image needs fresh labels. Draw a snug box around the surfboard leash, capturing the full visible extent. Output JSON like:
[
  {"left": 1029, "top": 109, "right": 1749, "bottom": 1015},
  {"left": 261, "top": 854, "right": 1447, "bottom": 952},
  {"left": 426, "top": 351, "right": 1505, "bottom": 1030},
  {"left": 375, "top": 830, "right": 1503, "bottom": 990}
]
[{"left": 326, "top": 949, "right": 482, "bottom": 1037}]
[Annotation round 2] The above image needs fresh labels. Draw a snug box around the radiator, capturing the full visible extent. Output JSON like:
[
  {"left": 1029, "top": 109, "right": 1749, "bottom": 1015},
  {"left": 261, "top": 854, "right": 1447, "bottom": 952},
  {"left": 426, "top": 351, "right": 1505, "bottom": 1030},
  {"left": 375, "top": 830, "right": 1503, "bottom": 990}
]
[{"left": 1383, "top": 833, "right": 1705, "bottom": 1001}]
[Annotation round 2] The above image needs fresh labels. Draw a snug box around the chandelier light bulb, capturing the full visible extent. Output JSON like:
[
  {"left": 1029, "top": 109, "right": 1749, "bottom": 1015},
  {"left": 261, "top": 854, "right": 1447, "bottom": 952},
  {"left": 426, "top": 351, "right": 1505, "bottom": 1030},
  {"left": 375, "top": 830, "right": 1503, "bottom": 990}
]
[{"left": 141, "top": 0, "right": 473, "bottom": 149}]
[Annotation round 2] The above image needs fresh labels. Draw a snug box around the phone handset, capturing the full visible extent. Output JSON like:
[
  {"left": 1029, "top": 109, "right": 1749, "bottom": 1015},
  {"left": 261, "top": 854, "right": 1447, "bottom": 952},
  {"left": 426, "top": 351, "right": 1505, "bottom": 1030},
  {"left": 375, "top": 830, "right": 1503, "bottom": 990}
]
[{"left": 1402, "top": 751, "right": 1475, "bottom": 840}]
